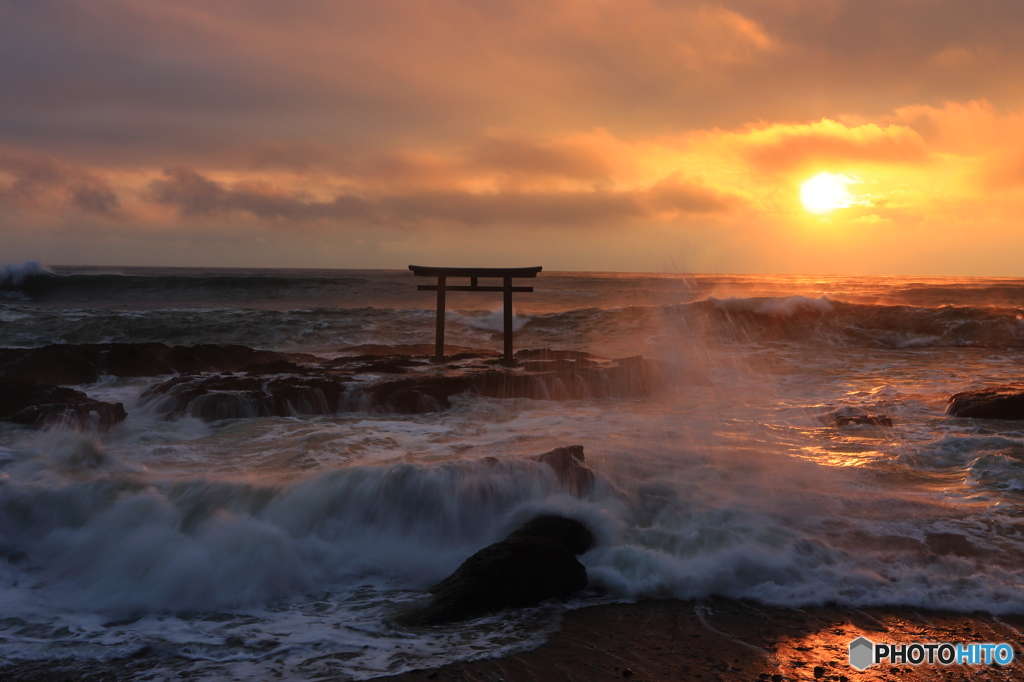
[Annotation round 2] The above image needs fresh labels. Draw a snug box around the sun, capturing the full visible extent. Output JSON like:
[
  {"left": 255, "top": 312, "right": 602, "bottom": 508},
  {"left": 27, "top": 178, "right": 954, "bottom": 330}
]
[{"left": 800, "top": 172, "right": 856, "bottom": 214}]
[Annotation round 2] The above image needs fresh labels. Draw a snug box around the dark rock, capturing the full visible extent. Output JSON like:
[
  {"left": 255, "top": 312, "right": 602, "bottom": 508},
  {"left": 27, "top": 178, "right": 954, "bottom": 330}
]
[
  {"left": 947, "top": 384, "right": 1024, "bottom": 419},
  {"left": 403, "top": 536, "right": 586, "bottom": 626},
  {"left": 514, "top": 349, "right": 599, "bottom": 361},
  {"left": 338, "top": 343, "right": 498, "bottom": 357},
  {"left": 448, "top": 352, "right": 486, "bottom": 361},
  {"left": 506, "top": 515, "right": 594, "bottom": 555},
  {"left": 399, "top": 514, "right": 594, "bottom": 626},
  {"left": 353, "top": 360, "right": 412, "bottom": 374},
  {"left": 534, "top": 445, "right": 595, "bottom": 496},
  {"left": 162, "top": 344, "right": 303, "bottom": 375},
  {"left": 238, "top": 359, "right": 309, "bottom": 374},
  {"left": 0, "top": 378, "right": 127, "bottom": 431}
]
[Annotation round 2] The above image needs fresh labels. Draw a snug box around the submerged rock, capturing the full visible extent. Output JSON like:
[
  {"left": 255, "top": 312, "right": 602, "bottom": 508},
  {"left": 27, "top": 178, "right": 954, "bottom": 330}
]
[
  {"left": 830, "top": 406, "right": 893, "bottom": 427},
  {"left": 0, "top": 378, "right": 126, "bottom": 431},
  {"left": 947, "top": 384, "right": 1024, "bottom": 419},
  {"left": 400, "top": 515, "right": 593, "bottom": 626},
  {"left": 533, "top": 445, "right": 595, "bottom": 496},
  {"left": 834, "top": 415, "right": 893, "bottom": 427}
]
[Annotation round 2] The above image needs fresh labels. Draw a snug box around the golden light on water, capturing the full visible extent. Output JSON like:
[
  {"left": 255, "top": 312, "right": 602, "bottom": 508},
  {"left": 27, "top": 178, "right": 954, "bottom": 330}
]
[{"left": 800, "top": 172, "right": 857, "bottom": 214}]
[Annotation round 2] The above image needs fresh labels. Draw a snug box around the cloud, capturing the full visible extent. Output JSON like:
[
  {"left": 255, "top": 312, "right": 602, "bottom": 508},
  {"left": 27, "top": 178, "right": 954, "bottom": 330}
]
[
  {"left": 737, "top": 120, "right": 929, "bottom": 173},
  {"left": 0, "top": 149, "right": 120, "bottom": 216},
  {"left": 467, "top": 136, "right": 612, "bottom": 181},
  {"left": 148, "top": 168, "right": 369, "bottom": 221},
  {"left": 146, "top": 166, "right": 731, "bottom": 227}
]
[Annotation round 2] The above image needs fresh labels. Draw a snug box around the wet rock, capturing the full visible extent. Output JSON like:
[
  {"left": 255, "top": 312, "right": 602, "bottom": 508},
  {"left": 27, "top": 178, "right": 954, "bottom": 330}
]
[
  {"left": 238, "top": 359, "right": 309, "bottom": 374},
  {"left": 946, "top": 384, "right": 1024, "bottom": 419},
  {"left": 0, "top": 378, "right": 127, "bottom": 431},
  {"left": 831, "top": 407, "right": 893, "bottom": 427},
  {"left": 515, "top": 349, "right": 600, "bottom": 361},
  {"left": 352, "top": 360, "right": 414, "bottom": 374},
  {"left": 140, "top": 374, "right": 346, "bottom": 420},
  {"left": 400, "top": 515, "right": 593, "bottom": 626},
  {"left": 338, "top": 344, "right": 498, "bottom": 357},
  {"left": 534, "top": 445, "right": 595, "bottom": 496}
]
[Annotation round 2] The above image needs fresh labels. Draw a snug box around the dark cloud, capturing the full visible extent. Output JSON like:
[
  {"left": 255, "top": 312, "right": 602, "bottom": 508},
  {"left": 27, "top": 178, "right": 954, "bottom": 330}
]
[
  {"left": 147, "top": 168, "right": 369, "bottom": 220},
  {"left": 147, "top": 167, "right": 730, "bottom": 227},
  {"left": 71, "top": 185, "right": 120, "bottom": 215},
  {"left": 0, "top": 150, "right": 120, "bottom": 215}
]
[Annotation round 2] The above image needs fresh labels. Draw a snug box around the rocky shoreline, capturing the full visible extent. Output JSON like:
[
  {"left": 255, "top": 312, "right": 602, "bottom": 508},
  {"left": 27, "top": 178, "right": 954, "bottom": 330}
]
[
  {"left": 7, "top": 342, "right": 1024, "bottom": 434},
  {"left": 0, "top": 342, "right": 712, "bottom": 430}
]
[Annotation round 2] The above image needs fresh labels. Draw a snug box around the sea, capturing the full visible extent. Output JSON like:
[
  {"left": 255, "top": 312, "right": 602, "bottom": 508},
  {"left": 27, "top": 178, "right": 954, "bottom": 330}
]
[{"left": 2, "top": 261, "right": 1024, "bottom": 680}]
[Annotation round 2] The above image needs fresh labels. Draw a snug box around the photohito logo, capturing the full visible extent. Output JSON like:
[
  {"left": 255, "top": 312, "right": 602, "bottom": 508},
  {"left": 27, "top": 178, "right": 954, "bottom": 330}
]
[{"left": 849, "top": 636, "right": 1015, "bottom": 671}]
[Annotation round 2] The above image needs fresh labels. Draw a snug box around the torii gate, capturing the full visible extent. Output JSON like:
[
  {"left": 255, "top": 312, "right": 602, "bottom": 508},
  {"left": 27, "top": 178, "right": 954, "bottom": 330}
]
[{"left": 409, "top": 265, "right": 542, "bottom": 365}]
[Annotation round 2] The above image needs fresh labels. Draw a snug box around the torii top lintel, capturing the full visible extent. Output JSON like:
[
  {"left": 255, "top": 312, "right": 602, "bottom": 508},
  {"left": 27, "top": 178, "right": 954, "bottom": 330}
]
[
  {"left": 408, "top": 265, "right": 543, "bottom": 364},
  {"left": 408, "top": 265, "right": 542, "bottom": 278}
]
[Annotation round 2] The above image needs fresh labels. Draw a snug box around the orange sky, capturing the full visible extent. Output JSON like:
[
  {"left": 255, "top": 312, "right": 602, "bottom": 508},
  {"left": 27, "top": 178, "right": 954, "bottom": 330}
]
[{"left": 2, "top": 0, "right": 1024, "bottom": 274}]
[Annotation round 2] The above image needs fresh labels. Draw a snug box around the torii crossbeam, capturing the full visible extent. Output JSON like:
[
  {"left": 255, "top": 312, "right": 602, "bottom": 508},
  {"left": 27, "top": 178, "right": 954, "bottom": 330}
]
[{"left": 409, "top": 265, "right": 543, "bottom": 365}]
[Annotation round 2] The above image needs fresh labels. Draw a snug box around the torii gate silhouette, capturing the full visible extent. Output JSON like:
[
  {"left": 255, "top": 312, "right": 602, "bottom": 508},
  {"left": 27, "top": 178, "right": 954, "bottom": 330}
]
[{"left": 409, "top": 265, "right": 542, "bottom": 365}]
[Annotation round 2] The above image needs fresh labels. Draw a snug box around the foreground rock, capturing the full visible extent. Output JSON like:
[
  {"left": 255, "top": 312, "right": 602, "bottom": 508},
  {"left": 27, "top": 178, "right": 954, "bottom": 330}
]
[
  {"left": 947, "top": 384, "right": 1024, "bottom": 419},
  {"left": 0, "top": 378, "right": 126, "bottom": 431},
  {"left": 400, "top": 514, "right": 594, "bottom": 626}
]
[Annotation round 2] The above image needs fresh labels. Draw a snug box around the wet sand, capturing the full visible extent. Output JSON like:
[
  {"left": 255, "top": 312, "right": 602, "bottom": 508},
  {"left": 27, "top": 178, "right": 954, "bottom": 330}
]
[{"left": 2, "top": 599, "right": 1022, "bottom": 681}]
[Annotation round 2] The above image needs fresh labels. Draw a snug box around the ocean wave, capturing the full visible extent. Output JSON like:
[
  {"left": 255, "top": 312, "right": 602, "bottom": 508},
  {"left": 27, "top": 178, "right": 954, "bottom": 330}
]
[
  {"left": 0, "top": 260, "right": 53, "bottom": 287},
  {"left": 7, "top": 268, "right": 1024, "bottom": 352}
]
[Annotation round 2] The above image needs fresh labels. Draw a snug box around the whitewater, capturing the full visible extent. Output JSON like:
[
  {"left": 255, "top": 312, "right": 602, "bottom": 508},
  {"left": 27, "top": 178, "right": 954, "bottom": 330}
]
[{"left": 2, "top": 263, "right": 1024, "bottom": 680}]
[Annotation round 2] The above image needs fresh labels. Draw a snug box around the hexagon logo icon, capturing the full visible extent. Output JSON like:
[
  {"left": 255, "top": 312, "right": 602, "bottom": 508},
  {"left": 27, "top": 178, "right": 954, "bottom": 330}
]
[{"left": 849, "top": 636, "right": 875, "bottom": 670}]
